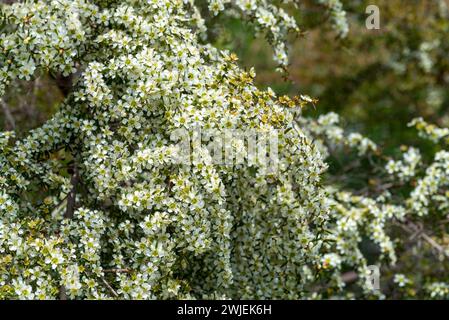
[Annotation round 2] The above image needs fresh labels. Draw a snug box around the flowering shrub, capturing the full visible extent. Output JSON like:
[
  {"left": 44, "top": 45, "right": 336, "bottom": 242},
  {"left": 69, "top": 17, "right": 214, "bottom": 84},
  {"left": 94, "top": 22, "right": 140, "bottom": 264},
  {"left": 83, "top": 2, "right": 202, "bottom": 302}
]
[
  {"left": 302, "top": 114, "right": 449, "bottom": 299},
  {"left": 0, "top": 0, "right": 330, "bottom": 299},
  {"left": 1, "top": 0, "right": 449, "bottom": 300}
]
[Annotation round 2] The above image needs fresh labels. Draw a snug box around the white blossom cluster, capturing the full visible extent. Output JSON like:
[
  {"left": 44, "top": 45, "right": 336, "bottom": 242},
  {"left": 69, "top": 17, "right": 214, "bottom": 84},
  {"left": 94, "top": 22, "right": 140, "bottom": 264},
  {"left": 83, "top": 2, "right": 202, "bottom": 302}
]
[
  {"left": 206, "top": 0, "right": 300, "bottom": 67},
  {"left": 304, "top": 112, "right": 449, "bottom": 298},
  {"left": 408, "top": 117, "right": 449, "bottom": 144},
  {"left": 314, "top": 0, "right": 349, "bottom": 38},
  {"left": 427, "top": 282, "right": 449, "bottom": 299},
  {"left": 322, "top": 190, "right": 404, "bottom": 296},
  {"left": 385, "top": 147, "right": 421, "bottom": 182},
  {"left": 298, "top": 112, "right": 378, "bottom": 157},
  {"left": 407, "top": 150, "right": 449, "bottom": 217},
  {"left": 0, "top": 0, "right": 331, "bottom": 299}
]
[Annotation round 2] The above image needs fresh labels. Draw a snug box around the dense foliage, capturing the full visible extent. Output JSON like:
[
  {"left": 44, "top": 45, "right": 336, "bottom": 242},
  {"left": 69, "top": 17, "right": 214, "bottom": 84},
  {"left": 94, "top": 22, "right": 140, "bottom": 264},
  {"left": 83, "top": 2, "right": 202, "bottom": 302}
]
[{"left": 1, "top": 0, "right": 449, "bottom": 300}]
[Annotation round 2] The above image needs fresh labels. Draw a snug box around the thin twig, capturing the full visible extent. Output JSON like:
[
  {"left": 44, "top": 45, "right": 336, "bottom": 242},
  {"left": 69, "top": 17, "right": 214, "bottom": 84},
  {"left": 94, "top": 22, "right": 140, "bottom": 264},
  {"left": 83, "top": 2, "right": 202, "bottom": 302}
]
[
  {"left": 103, "top": 268, "right": 132, "bottom": 274},
  {"left": 396, "top": 219, "right": 449, "bottom": 259},
  {"left": 50, "top": 194, "right": 68, "bottom": 215},
  {"left": 101, "top": 277, "right": 119, "bottom": 298}
]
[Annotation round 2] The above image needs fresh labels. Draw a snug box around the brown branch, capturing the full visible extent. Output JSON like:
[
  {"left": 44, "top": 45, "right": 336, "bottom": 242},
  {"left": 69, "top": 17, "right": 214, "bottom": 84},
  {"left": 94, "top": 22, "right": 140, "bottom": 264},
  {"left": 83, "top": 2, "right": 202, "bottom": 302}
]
[
  {"left": 341, "top": 271, "right": 358, "bottom": 284},
  {"left": 50, "top": 70, "right": 78, "bottom": 300},
  {"left": 0, "top": 98, "right": 16, "bottom": 130},
  {"left": 59, "top": 165, "right": 79, "bottom": 299},
  {"left": 58, "top": 286, "right": 68, "bottom": 300},
  {"left": 65, "top": 165, "right": 79, "bottom": 219}
]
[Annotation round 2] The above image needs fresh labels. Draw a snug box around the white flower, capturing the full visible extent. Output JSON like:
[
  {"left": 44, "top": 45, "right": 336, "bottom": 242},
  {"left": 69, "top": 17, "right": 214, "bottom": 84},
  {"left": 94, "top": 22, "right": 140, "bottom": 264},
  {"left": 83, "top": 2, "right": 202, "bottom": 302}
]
[
  {"left": 394, "top": 274, "right": 411, "bottom": 288},
  {"left": 19, "top": 60, "right": 36, "bottom": 80}
]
